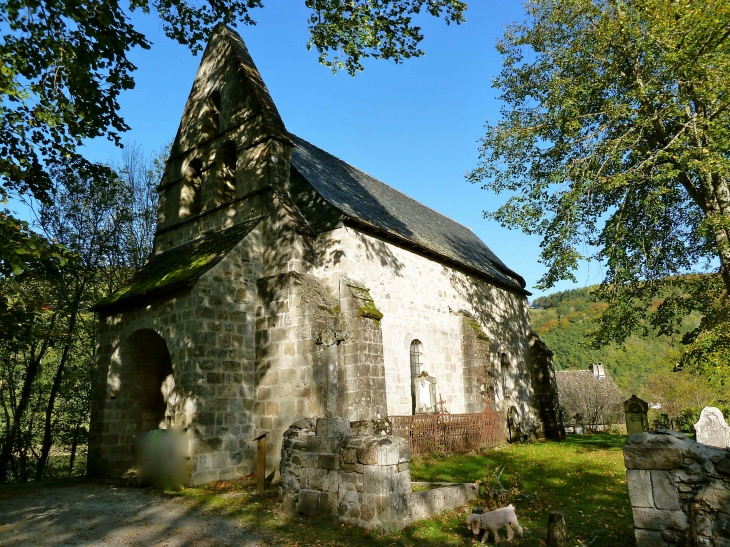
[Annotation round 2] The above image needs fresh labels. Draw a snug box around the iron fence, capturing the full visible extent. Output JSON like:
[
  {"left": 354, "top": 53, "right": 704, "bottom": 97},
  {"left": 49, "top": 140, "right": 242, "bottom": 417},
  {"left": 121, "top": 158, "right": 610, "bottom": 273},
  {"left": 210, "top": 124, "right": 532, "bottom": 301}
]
[{"left": 390, "top": 407, "right": 506, "bottom": 456}]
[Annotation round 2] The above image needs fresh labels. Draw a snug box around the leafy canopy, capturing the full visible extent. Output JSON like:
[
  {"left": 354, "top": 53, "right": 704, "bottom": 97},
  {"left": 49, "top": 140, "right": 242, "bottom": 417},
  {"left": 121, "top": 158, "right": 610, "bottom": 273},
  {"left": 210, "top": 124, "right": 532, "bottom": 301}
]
[{"left": 469, "top": 0, "right": 730, "bottom": 363}]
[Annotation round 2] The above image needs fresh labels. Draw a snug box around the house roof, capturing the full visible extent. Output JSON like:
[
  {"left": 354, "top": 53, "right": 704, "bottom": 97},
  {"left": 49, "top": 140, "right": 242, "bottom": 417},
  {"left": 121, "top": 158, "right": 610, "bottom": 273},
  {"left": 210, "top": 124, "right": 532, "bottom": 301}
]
[
  {"left": 289, "top": 134, "right": 527, "bottom": 293},
  {"left": 92, "top": 218, "right": 261, "bottom": 311}
]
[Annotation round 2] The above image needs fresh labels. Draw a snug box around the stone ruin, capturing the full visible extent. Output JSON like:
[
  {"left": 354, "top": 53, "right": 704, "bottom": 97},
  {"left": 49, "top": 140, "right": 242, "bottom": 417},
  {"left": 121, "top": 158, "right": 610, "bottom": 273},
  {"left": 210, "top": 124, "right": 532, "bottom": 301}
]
[
  {"left": 624, "top": 430, "right": 730, "bottom": 546},
  {"left": 279, "top": 417, "right": 477, "bottom": 533}
]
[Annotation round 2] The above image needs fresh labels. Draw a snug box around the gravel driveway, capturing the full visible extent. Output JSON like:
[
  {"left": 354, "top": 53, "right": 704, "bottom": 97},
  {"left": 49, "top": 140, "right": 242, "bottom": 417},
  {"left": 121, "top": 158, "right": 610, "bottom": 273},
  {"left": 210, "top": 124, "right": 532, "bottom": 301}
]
[{"left": 0, "top": 481, "right": 264, "bottom": 547}]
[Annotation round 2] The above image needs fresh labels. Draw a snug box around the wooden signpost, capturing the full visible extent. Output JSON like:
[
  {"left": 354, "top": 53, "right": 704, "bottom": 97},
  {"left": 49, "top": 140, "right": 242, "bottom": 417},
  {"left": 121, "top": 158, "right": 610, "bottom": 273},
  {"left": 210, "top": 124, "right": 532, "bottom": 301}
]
[{"left": 253, "top": 431, "right": 269, "bottom": 492}]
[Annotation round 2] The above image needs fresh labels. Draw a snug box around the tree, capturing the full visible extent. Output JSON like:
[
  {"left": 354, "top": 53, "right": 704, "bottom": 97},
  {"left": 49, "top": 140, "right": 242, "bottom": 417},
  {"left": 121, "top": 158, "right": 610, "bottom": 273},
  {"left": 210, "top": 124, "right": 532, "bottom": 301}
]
[
  {"left": 642, "top": 360, "right": 726, "bottom": 431},
  {"left": 468, "top": 0, "right": 730, "bottom": 369},
  {"left": 0, "top": 145, "right": 162, "bottom": 482},
  {"left": 104, "top": 142, "right": 166, "bottom": 291}
]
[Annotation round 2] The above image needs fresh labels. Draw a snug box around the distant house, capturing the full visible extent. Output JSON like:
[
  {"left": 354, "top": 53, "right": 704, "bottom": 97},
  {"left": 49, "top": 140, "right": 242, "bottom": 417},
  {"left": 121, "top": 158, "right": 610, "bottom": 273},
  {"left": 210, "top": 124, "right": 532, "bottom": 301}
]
[{"left": 555, "top": 363, "right": 624, "bottom": 432}]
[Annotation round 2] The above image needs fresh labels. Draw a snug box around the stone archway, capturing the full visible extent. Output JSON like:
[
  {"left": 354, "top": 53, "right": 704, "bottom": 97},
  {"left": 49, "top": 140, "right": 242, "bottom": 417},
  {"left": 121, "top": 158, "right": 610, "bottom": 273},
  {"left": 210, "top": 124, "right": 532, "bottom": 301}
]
[{"left": 119, "top": 329, "right": 175, "bottom": 435}]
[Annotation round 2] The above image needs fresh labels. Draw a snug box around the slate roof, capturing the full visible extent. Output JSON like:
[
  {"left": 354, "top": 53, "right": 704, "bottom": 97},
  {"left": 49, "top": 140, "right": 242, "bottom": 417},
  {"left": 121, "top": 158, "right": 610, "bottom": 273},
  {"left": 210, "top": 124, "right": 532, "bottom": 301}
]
[
  {"left": 92, "top": 218, "right": 261, "bottom": 311},
  {"left": 289, "top": 134, "right": 527, "bottom": 292}
]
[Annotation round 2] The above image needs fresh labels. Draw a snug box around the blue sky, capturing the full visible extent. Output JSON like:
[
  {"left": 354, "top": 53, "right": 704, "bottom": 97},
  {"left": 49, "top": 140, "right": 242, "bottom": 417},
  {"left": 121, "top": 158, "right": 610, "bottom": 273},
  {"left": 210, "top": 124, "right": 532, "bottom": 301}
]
[{"left": 78, "top": 3, "right": 604, "bottom": 299}]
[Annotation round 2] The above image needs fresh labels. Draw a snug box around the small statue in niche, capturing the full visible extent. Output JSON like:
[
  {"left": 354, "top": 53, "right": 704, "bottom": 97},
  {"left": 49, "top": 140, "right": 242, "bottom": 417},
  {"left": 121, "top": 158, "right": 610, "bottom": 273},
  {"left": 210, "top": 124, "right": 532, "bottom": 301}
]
[{"left": 415, "top": 371, "right": 437, "bottom": 414}]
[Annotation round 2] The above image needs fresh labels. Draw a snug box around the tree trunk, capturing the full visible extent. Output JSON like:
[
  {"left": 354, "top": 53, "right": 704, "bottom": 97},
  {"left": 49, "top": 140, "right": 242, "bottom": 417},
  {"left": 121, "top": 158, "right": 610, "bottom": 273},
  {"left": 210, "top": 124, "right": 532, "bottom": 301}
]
[
  {"left": 0, "top": 319, "right": 55, "bottom": 483},
  {"left": 36, "top": 301, "right": 80, "bottom": 480},
  {"left": 705, "top": 174, "right": 730, "bottom": 294},
  {"left": 68, "top": 420, "right": 82, "bottom": 476}
]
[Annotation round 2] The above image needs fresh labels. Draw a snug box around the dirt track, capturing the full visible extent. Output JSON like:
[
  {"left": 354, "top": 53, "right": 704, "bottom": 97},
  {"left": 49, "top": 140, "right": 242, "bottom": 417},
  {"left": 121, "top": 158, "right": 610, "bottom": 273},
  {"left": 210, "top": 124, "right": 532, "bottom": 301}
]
[{"left": 0, "top": 481, "right": 264, "bottom": 547}]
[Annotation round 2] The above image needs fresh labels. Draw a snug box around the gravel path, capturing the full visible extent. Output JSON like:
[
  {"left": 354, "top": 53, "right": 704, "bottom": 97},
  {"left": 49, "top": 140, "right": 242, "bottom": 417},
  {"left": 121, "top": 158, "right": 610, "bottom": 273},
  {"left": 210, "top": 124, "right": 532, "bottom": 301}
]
[{"left": 0, "top": 481, "right": 264, "bottom": 547}]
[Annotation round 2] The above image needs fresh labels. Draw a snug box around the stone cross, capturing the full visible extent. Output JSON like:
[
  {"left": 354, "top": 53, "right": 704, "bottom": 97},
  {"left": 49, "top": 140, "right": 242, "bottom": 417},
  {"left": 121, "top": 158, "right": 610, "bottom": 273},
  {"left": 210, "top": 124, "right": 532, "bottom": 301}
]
[
  {"left": 623, "top": 395, "right": 649, "bottom": 436},
  {"left": 414, "top": 371, "right": 437, "bottom": 414},
  {"left": 693, "top": 406, "right": 730, "bottom": 449}
]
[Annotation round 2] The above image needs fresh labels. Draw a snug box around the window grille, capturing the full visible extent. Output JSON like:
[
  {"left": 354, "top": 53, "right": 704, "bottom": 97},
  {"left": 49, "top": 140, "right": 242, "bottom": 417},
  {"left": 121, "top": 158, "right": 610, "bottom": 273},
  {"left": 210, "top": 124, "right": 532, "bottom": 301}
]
[
  {"left": 501, "top": 353, "right": 509, "bottom": 400},
  {"left": 410, "top": 340, "right": 423, "bottom": 414}
]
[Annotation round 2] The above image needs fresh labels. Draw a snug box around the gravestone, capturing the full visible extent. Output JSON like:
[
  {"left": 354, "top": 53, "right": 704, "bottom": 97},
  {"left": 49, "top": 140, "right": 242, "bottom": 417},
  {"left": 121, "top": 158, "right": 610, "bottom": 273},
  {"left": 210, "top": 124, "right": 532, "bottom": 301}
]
[
  {"left": 414, "top": 371, "right": 437, "bottom": 414},
  {"left": 693, "top": 406, "right": 729, "bottom": 448},
  {"left": 624, "top": 395, "right": 649, "bottom": 436}
]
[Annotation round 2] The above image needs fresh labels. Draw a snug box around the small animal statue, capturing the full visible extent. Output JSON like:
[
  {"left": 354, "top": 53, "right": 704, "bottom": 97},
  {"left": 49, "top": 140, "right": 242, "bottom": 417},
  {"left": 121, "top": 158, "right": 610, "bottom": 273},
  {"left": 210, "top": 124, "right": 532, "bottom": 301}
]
[{"left": 466, "top": 504, "right": 524, "bottom": 544}]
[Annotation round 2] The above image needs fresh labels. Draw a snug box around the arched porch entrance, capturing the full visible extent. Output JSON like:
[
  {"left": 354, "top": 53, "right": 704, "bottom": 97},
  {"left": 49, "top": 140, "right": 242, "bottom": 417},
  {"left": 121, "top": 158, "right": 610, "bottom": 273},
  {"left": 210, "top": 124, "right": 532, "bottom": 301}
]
[
  {"left": 104, "top": 329, "right": 176, "bottom": 475},
  {"left": 120, "top": 329, "right": 175, "bottom": 433}
]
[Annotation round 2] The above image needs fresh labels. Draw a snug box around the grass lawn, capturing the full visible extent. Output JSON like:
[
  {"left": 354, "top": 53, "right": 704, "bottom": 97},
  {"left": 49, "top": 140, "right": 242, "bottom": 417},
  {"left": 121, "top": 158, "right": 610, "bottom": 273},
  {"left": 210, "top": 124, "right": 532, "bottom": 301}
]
[{"left": 174, "top": 433, "right": 635, "bottom": 546}]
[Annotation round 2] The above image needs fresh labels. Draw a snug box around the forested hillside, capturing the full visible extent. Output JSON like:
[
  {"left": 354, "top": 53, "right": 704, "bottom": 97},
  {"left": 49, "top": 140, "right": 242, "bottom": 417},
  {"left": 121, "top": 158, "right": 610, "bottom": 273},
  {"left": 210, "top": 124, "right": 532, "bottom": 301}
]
[{"left": 529, "top": 286, "right": 701, "bottom": 395}]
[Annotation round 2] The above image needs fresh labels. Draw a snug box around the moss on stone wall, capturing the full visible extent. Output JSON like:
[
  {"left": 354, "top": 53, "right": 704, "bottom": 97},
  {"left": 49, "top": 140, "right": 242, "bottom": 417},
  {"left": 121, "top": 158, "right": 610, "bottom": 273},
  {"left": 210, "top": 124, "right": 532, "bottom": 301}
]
[
  {"left": 358, "top": 300, "right": 384, "bottom": 321},
  {"left": 346, "top": 283, "right": 383, "bottom": 322},
  {"left": 465, "top": 316, "right": 489, "bottom": 341}
]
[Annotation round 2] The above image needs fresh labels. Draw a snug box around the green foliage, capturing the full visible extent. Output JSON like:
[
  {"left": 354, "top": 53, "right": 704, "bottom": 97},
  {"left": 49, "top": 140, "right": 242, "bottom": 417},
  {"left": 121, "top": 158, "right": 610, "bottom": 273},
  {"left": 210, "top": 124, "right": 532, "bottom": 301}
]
[
  {"left": 475, "top": 465, "right": 525, "bottom": 510},
  {"left": 0, "top": 145, "right": 160, "bottom": 482},
  {"left": 529, "top": 283, "right": 701, "bottom": 394},
  {"left": 304, "top": 0, "right": 466, "bottom": 74},
  {"left": 470, "top": 0, "right": 730, "bottom": 369}
]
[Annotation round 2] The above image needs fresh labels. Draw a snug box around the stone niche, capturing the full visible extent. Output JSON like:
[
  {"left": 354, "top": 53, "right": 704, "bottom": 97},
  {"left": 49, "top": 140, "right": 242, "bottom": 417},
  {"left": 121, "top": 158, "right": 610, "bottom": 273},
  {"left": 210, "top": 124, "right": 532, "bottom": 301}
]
[
  {"left": 279, "top": 417, "right": 478, "bottom": 533},
  {"left": 624, "top": 430, "right": 730, "bottom": 547}
]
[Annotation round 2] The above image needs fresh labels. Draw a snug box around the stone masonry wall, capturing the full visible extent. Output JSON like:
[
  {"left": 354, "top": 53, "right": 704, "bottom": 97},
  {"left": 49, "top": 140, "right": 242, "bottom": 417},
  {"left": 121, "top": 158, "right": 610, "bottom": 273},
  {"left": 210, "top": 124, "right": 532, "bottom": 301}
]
[
  {"left": 528, "top": 331, "right": 565, "bottom": 441},
  {"left": 253, "top": 271, "right": 345, "bottom": 472},
  {"left": 280, "top": 418, "right": 411, "bottom": 534},
  {"left": 337, "top": 278, "right": 388, "bottom": 422},
  {"left": 461, "top": 314, "right": 492, "bottom": 413},
  {"left": 624, "top": 430, "right": 730, "bottom": 547},
  {"left": 88, "top": 229, "right": 262, "bottom": 484},
  {"left": 311, "top": 226, "right": 542, "bottom": 437}
]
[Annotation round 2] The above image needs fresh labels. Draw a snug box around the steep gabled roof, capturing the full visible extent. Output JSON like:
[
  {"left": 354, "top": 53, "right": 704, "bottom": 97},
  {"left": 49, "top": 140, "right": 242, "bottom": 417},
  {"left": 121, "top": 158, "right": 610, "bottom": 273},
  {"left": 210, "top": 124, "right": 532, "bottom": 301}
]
[
  {"left": 168, "top": 25, "right": 289, "bottom": 161},
  {"left": 289, "top": 134, "right": 527, "bottom": 292},
  {"left": 92, "top": 219, "right": 261, "bottom": 311}
]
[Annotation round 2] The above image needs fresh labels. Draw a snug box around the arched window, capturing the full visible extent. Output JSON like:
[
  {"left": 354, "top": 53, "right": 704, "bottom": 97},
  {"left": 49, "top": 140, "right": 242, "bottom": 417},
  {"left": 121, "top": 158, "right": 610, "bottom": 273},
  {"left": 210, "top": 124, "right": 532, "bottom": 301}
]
[
  {"left": 410, "top": 340, "right": 423, "bottom": 415},
  {"left": 201, "top": 90, "right": 221, "bottom": 138},
  {"left": 180, "top": 158, "right": 203, "bottom": 219},
  {"left": 218, "top": 140, "right": 236, "bottom": 202}
]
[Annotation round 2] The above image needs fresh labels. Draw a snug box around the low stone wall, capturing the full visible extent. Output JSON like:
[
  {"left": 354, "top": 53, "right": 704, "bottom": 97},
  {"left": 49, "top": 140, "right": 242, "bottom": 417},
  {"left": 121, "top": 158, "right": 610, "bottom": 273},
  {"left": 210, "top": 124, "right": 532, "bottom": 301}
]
[
  {"left": 280, "top": 417, "right": 479, "bottom": 533},
  {"left": 624, "top": 430, "right": 730, "bottom": 547},
  {"left": 410, "top": 483, "right": 478, "bottom": 522}
]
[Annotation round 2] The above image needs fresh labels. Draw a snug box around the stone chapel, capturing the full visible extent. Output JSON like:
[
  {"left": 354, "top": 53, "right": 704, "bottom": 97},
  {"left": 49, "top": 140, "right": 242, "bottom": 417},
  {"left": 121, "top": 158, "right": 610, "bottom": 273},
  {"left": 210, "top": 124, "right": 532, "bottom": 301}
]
[{"left": 88, "top": 25, "right": 562, "bottom": 484}]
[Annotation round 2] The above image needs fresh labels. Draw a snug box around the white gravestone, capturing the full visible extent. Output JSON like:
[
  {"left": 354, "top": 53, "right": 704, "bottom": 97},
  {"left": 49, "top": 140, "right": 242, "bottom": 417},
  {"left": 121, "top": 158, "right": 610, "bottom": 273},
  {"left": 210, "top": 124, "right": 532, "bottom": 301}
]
[
  {"left": 694, "top": 406, "right": 730, "bottom": 449},
  {"left": 414, "top": 372, "right": 437, "bottom": 414}
]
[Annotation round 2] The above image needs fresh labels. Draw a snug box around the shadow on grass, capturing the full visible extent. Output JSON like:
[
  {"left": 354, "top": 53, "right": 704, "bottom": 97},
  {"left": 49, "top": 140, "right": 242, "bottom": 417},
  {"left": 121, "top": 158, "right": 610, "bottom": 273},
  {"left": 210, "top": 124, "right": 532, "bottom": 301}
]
[
  {"left": 408, "top": 433, "right": 635, "bottom": 546},
  {"left": 0, "top": 434, "right": 632, "bottom": 546},
  {"left": 173, "top": 433, "right": 635, "bottom": 547},
  {"left": 564, "top": 432, "right": 628, "bottom": 451}
]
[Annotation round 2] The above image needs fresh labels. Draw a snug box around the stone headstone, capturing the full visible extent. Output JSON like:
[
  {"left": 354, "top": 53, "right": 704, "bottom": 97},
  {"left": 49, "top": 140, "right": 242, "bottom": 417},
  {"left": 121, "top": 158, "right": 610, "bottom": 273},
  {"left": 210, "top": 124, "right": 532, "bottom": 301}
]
[
  {"left": 414, "top": 371, "right": 437, "bottom": 414},
  {"left": 694, "top": 406, "right": 729, "bottom": 449},
  {"left": 624, "top": 395, "right": 649, "bottom": 436}
]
